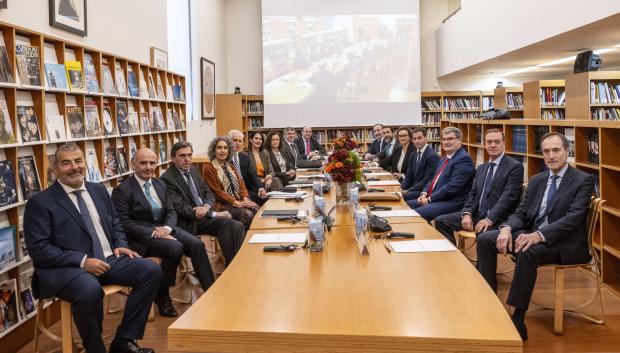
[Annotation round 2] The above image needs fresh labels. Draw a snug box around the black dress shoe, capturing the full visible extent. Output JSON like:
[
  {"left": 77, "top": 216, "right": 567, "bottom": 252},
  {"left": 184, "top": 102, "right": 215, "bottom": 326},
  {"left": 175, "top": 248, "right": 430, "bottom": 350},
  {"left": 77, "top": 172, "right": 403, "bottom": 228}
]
[
  {"left": 155, "top": 295, "right": 178, "bottom": 317},
  {"left": 109, "top": 338, "right": 154, "bottom": 353},
  {"left": 511, "top": 315, "right": 528, "bottom": 341}
]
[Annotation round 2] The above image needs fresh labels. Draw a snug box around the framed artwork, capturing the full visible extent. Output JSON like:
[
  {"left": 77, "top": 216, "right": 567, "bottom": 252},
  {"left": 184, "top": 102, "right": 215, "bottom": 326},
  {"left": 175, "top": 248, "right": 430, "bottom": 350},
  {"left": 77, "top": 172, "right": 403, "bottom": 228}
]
[
  {"left": 49, "top": 0, "right": 87, "bottom": 36},
  {"left": 201, "top": 58, "right": 215, "bottom": 120},
  {"left": 0, "top": 1, "right": 7, "bottom": 9},
  {"left": 150, "top": 47, "right": 168, "bottom": 70}
]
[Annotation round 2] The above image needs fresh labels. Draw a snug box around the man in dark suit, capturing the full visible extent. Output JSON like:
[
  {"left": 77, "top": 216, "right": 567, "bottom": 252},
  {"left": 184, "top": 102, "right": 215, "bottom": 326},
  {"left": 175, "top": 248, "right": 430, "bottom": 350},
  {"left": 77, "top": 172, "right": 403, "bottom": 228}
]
[
  {"left": 295, "top": 126, "right": 326, "bottom": 159},
  {"left": 228, "top": 129, "right": 268, "bottom": 205},
  {"left": 477, "top": 132, "right": 594, "bottom": 341},
  {"left": 112, "top": 148, "right": 215, "bottom": 317},
  {"left": 434, "top": 129, "right": 524, "bottom": 244},
  {"left": 282, "top": 126, "right": 300, "bottom": 167},
  {"left": 407, "top": 127, "right": 475, "bottom": 221},
  {"left": 364, "top": 124, "right": 387, "bottom": 159},
  {"left": 372, "top": 126, "right": 396, "bottom": 165},
  {"left": 401, "top": 127, "right": 440, "bottom": 201},
  {"left": 24, "top": 144, "right": 160, "bottom": 353},
  {"left": 160, "top": 141, "right": 245, "bottom": 267}
]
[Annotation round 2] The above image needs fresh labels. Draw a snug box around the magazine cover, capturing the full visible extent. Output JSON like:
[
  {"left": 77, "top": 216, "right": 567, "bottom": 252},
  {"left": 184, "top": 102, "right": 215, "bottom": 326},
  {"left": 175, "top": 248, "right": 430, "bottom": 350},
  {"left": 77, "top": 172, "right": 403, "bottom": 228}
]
[
  {"left": 46, "top": 153, "right": 57, "bottom": 186},
  {"left": 0, "top": 226, "right": 16, "bottom": 271},
  {"left": 45, "top": 114, "right": 66, "bottom": 142},
  {"left": 117, "top": 147, "right": 128, "bottom": 174},
  {"left": 18, "top": 155, "right": 41, "bottom": 200},
  {"left": 128, "top": 141, "right": 137, "bottom": 170},
  {"left": 19, "top": 268, "right": 36, "bottom": 317},
  {"left": 156, "top": 74, "right": 166, "bottom": 100},
  {"left": 140, "top": 112, "right": 151, "bottom": 133},
  {"left": 101, "top": 64, "right": 117, "bottom": 96},
  {"left": 147, "top": 73, "right": 156, "bottom": 99},
  {"left": 116, "top": 101, "right": 130, "bottom": 135},
  {"left": 115, "top": 66, "right": 128, "bottom": 97},
  {"left": 0, "top": 46, "right": 14, "bottom": 84},
  {"left": 127, "top": 109, "right": 139, "bottom": 134},
  {"left": 16, "top": 105, "right": 41, "bottom": 143},
  {"left": 84, "top": 102, "right": 102, "bottom": 137},
  {"left": 66, "top": 106, "right": 85, "bottom": 139},
  {"left": 65, "top": 60, "right": 85, "bottom": 93},
  {"left": 102, "top": 104, "right": 116, "bottom": 136},
  {"left": 104, "top": 145, "right": 118, "bottom": 178},
  {"left": 0, "top": 100, "right": 16, "bottom": 144},
  {"left": 44, "top": 63, "right": 68, "bottom": 91},
  {"left": 85, "top": 148, "right": 102, "bottom": 182},
  {"left": 0, "top": 278, "right": 21, "bottom": 332},
  {"left": 127, "top": 71, "right": 140, "bottom": 97},
  {"left": 83, "top": 55, "right": 100, "bottom": 94},
  {"left": 15, "top": 44, "right": 41, "bottom": 86},
  {"left": 0, "top": 160, "right": 18, "bottom": 208}
]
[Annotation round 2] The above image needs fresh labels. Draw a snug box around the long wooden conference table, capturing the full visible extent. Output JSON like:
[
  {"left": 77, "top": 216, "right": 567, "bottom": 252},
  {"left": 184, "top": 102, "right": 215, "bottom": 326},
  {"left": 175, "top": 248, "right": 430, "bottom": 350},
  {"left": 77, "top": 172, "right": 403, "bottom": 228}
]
[{"left": 168, "top": 168, "right": 522, "bottom": 352}]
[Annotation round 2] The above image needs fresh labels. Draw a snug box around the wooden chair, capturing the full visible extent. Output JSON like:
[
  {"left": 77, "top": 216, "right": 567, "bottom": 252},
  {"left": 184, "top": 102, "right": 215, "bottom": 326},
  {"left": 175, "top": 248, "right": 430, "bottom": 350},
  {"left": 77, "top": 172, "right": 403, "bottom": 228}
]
[
  {"left": 538, "top": 197, "right": 605, "bottom": 335},
  {"left": 33, "top": 285, "right": 126, "bottom": 353}
]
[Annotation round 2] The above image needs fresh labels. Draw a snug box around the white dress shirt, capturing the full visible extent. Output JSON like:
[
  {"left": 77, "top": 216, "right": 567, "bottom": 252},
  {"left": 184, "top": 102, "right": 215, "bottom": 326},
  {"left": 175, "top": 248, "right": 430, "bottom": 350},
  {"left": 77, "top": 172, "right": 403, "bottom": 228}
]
[{"left": 135, "top": 176, "right": 171, "bottom": 235}]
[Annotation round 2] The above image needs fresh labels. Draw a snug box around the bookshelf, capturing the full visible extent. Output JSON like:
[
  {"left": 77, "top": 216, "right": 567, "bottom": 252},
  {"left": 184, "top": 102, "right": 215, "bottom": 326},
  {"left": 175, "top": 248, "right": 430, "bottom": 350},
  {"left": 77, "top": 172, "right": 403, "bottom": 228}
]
[
  {"left": 442, "top": 91, "right": 482, "bottom": 121},
  {"left": 523, "top": 80, "right": 566, "bottom": 120},
  {"left": 494, "top": 87, "right": 524, "bottom": 118},
  {"left": 0, "top": 21, "right": 186, "bottom": 352},
  {"left": 421, "top": 91, "right": 443, "bottom": 147},
  {"left": 215, "top": 94, "right": 263, "bottom": 145},
  {"left": 565, "top": 71, "right": 620, "bottom": 120}
]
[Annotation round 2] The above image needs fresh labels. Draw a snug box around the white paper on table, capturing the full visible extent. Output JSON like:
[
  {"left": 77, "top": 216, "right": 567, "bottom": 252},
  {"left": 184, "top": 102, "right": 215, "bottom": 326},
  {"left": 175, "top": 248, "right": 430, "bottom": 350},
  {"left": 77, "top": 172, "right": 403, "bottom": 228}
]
[
  {"left": 367, "top": 180, "right": 401, "bottom": 186},
  {"left": 266, "top": 191, "right": 311, "bottom": 199},
  {"left": 249, "top": 233, "right": 308, "bottom": 244},
  {"left": 371, "top": 209, "right": 420, "bottom": 217},
  {"left": 297, "top": 174, "right": 325, "bottom": 179},
  {"left": 366, "top": 172, "right": 392, "bottom": 176},
  {"left": 389, "top": 239, "right": 457, "bottom": 253}
]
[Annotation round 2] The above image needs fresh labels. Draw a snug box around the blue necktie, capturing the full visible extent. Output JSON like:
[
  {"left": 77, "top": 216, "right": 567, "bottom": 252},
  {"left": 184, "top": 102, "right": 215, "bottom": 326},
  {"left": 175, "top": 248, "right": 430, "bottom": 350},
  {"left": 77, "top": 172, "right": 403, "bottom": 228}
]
[
  {"left": 478, "top": 162, "right": 496, "bottom": 217},
  {"left": 72, "top": 190, "right": 105, "bottom": 260},
  {"left": 386, "top": 143, "right": 393, "bottom": 157},
  {"left": 546, "top": 175, "right": 559, "bottom": 211},
  {"left": 183, "top": 171, "right": 203, "bottom": 206},
  {"left": 143, "top": 181, "right": 161, "bottom": 220}
]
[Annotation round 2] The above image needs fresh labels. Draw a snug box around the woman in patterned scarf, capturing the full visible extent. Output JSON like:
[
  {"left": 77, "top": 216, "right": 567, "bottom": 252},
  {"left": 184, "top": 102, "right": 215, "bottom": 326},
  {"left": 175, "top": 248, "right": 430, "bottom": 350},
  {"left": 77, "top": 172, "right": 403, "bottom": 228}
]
[{"left": 203, "top": 137, "right": 258, "bottom": 229}]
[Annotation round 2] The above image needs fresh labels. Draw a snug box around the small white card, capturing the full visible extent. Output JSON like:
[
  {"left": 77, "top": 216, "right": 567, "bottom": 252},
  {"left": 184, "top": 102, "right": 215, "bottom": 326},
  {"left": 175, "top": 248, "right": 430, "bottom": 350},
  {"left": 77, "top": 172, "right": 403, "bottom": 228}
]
[
  {"left": 367, "top": 180, "right": 401, "bottom": 186},
  {"left": 371, "top": 209, "right": 420, "bottom": 217},
  {"left": 249, "top": 233, "right": 308, "bottom": 244},
  {"left": 297, "top": 174, "right": 325, "bottom": 179},
  {"left": 389, "top": 239, "right": 457, "bottom": 253},
  {"left": 367, "top": 172, "right": 392, "bottom": 176}
]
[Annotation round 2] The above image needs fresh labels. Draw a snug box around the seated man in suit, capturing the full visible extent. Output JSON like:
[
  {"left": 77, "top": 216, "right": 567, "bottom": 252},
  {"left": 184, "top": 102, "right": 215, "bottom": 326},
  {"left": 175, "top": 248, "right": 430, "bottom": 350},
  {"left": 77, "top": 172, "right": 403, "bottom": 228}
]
[
  {"left": 401, "top": 127, "right": 440, "bottom": 201},
  {"left": 24, "top": 144, "right": 161, "bottom": 353},
  {"left": 364, "top": 124, "right": 386, "bottom": 160},
  {"left": 372, "top": 126, "right": 395, "bottom": 164},
  {"left": 228, "top": 129, "right": 269, "bottom": 205},
  {"left": 407, "top": 127, "right": 475, "bottom": 221},
  {"left": 282, "top": 126, "right": 300, "bottom": 167},
  {"left": 160, "top": 142, "right": 245, "bottom": 267},
  {"left": 295, "top": 126, "right": 327, "bottom": 159},
  {"left": 434, "top": 129, "right": 524, "bottom": 244},
  {"left": 476, "top": 132, "right": 594, "bottom": 341},
  {"left": 112, "top": 148, "right": 215, "bottom": 317}
]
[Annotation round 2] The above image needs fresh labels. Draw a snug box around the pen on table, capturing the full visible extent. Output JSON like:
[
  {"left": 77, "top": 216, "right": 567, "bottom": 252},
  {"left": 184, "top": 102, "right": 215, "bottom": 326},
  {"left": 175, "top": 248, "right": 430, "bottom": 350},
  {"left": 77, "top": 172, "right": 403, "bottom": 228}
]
[{"left": 384, "top": 242, "right": 392, "bottom": 254}]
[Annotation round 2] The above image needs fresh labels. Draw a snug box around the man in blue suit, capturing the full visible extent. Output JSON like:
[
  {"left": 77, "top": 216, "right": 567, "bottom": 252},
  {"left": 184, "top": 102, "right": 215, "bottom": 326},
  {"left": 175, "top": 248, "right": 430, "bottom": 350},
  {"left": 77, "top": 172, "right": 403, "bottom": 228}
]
[
  {"left": 434, "top": 129, "right": 524, "bottom": 244},
  {"left": 401, "top": 127, "right": 440, "bottom": 201},
  {"left": 407, "top": 127, "right": 475, "bottom": 221},
  {"left": 364, "top": 124, "right": 386, "bottom": 159},
  {"left": 24, "top": 144, "right": 161, "bottom": 353}
]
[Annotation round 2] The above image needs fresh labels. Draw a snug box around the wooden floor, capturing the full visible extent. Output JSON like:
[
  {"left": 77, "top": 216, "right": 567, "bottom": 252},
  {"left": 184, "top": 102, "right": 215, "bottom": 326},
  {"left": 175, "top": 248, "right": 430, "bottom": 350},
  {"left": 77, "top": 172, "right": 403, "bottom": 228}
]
[{"left": 18, "top": 249, "right": 620, "bottom": 353}]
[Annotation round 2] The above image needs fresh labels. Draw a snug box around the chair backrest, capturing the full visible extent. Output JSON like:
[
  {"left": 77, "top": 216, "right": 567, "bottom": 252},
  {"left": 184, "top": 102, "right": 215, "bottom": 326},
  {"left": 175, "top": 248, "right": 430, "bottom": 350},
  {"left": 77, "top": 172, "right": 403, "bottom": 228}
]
[{"left": 586, "top": 197, "right": 604, "bottom": 262}]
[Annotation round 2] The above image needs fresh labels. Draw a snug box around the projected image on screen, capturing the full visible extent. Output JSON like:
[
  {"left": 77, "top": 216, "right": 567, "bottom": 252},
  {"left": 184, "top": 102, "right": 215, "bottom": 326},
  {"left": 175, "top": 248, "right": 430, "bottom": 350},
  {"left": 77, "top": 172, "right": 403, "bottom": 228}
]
[{"left": 262, "top": 12, "right": 421, "bottom": 128}]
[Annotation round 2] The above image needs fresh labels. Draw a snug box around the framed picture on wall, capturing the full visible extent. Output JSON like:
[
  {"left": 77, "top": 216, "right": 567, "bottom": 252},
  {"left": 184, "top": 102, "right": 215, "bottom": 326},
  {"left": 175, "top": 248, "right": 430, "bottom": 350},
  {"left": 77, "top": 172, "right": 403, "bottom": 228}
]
[
  {"left": 150, "top": 47, "right": 168, "bottom": 70},
  {"left": 49, "top": 0, "right": 88, "bottom": 36},
  {"left": 201, "top": 58, "right": 215, "bottom": 120},
  {"left": 0, "top": 1, "right": 7, "bottom": 10}
]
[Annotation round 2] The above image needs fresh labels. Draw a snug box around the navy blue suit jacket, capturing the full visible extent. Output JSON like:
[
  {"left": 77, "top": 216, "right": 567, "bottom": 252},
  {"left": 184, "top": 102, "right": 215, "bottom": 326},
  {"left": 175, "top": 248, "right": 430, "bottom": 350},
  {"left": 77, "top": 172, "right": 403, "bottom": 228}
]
[
  {"left": 24, "top": 181, "right": 129, "bottom": 299},
  {"left": 401, "top": 145, "right": 440, "bottom": 192},
  {"left": 461, "top": 155, "right": 524, "bottom": 224},
  {"left": 367, "top": 138, "right": 387, "bottom": 156},
  {"left": 424, "top": 147, "right": 475, "bottom": 204}
]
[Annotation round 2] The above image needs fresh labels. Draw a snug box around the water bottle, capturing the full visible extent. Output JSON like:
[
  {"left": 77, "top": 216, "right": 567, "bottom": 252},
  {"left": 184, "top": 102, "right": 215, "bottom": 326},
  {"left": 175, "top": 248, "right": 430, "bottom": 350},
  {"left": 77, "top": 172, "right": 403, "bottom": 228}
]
[
  {"left": 314, "top": 195, "right": 325, "bottom": 217},
  {"left": 354, "top": 208, "right": 368, "bottom": 239},
  {"left": 312, "top": 181, "right": 323, "bottom": 197},
  {"left": 308, "top": 217, "right": 324, "bottom": 252}
]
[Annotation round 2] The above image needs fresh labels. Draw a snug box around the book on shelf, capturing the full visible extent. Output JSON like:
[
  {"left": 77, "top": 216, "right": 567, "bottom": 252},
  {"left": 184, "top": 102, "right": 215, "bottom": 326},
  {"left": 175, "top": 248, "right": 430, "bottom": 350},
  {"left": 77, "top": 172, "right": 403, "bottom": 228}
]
[
  {"left": 562, "top": 127, "right": 576, "bottom": 163},
  {"left": 0, "top": 100, "right": 17, "bottom": 145},
  {"left": 422, "top": 113, "right": 441, "bottom": 125},
  {"left": 511, "top": 125, "right": 527, "bottom": 153},
  {"left": 0, "top": 226, "right": 17, "bottom": 272},
  {"left": 101, "top": 63, "right": 118, "bottom": 96},
  {"left": 43, "top": 63, "right": 68, "bottom": 91},
  {"left": 19, "top": 268, "right": 36, "bottom": 318},
  {"left": 127, "top": 105, "right": 139, "bottom": 134},
  {"left": 114, "top": 64, "right": 129, "bottom": 97},
  {"left": 475, "top": 125, "right": 482, "bottom": 144},
  {"left": 139, "top": 71, "right": 149, "bottom": 99},
  {"left": 0, "top": 46, "right": 14, "bottom": 84},
  {"left": 116, "top": 101, "right": 130, "bottom": 135},
  {"left": 65, "top": 60, "right": 85, "bottom": 93},
  {"left": 506, "top": 93, "right": 523, "bottom": 109},
  {"left": 15, "top": 44, "right": 41, "bottom": 87},
  {"left": 0, "top": 160, "right": 18, "bottom": 208},
  {"left": 482, "top": 96, "right": 494, "bottom": 110},
  {"left": 84, "top": 100, "right": 102, "bottom": 137},
  {"left": 422, "top": 98, "right": 440, "bottom": 111},
  {"left": 445, "top": 112, "right": 479, "bottom": 120},
  {"left": 539, "top": 87, "right": 565, "bottom": 106},
  {"left": 426, "top": 127, "right": 440, "bottom": 141},
  {"left": 16, "top": 105, "right": 42, "bottom": 143},
  {"left": 104, "top": 144, "right": 119, "bottom": 178},
  {"left": 18, "top": 155, "right": 41, "bottom": 200},
  {"left": 590, "top": 81, "right": 620, "bottom": 104},
  {"left": 45, "top": 114, "right": 66, "bottom": 142},
  {"left": 166, "top": 109, "right": 174, "bottom": 130},
  {"left": 248, "top": 101, "right": 264, "bottom": 115},
  {"left": 166, "top": 84, "right": 173, "bottom": 102},
  {"left": 117, "top": 147, "right": 128, "bottom": 174},
  {"left": 102, "top": 103, "right": 116, "bottom": 136},
  {"left": 128, "top": 141, "right": 137, "bottom": 168},
  {"left": 147, "top": 73, "right": 157, "bottom": 99},
  {"left": 83, "top": 55, "right": 100, "bottom": 94},
  {"left": 172, "top": 110, "right": 182, "bottom": 130},
  {"left": 66, "top": 106, "right": 86, "bottom": 139},
  {"left": 443, "top": 97, "right": 480, "bottom": 110},
  {"left": 155, "top": 75, "right": 166, "bottom": 100},
  {"left": 587, "top": 130, "right": 599, "bottom": 164},
  {"left": 533, "top": 126, "right": 549, "bottom": 154},
  {"left": 149, "top": 105, "right": 165, "bottom": 132},
  {"left": 140, "top": 112, "right": 151, "bottom": 133},
  {"left": 17, "top": 229, "right": 27, "bottom": 261},
  {"left": 46, "top": 153, "right": 56, "bottom": 186},
  {"left": 0, "top": 278, "right": 21, "bottom": 333},
  {"left": 127, "top": 71, "right": 140, "bottom": 98},
  {"left": 591, "top": 107, "right": 620, "bottom": 121},
  {"left": 541, "top": 109, "right": 565, "bottom": 120},
  {"left": 85, "top": 147, "right": 102, "bottom": 182},
  {"left": 172, "top": 85, "right": 184, "bottom": 102}
]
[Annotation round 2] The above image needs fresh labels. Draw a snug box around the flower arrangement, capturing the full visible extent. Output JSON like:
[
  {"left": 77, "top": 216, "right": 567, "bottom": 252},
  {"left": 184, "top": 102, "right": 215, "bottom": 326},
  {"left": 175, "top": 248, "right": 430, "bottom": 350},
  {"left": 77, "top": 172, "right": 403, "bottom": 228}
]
[{"left": 324, "top": 135, "right": 362, "bottom": 184}]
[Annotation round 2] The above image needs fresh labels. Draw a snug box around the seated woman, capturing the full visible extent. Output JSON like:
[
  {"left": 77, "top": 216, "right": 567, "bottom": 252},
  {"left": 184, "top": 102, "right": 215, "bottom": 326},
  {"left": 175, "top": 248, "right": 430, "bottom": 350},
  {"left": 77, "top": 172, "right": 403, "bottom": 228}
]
[
  {"left": 203, "top": 137, "right": 259, "bottom": 230},
  {"left": 246, "top": 132, "right": 283, "bottom": 191},
  {"left": 264, "top": 131, "right": 296, "bottom": 187},
  {"left": 379, "top": 126, "right": 414, "bottom": 181}
]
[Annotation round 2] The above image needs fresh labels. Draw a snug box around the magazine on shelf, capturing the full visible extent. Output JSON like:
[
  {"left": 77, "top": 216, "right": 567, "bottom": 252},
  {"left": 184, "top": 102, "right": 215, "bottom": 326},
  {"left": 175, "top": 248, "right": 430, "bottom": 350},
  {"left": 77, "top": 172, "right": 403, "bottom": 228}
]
[
  {"left": 0, "top": 226, "right": 17, "bottom": 272},
  {"left": 19, "top": 268, "right": 36, "bottom": 317},
  {"left": 116, "top": 101, "right": 130, "bottom": 135},
  {"left": 85, "top": 147, "right": 102, "bottom": 182},
  {"left": 46, "top": 153, "right": 57, "bottom": 186},
  {"left": 127, "top": 71, "right": 140, "bottom": 98},
  {"left": 156, "top": 74, "right": 166, "bottom": 100},
  {"left": 18, "top": 155, "right": 41, "bottom": 200},
  {"left": 0, "top": 278, "right": 21, "bottom": 332},
  {"left": 83, "top": 55, "right": 100, "bottom": 94},
  {"left": 140, "top": 112, "right": 151, "bottom": 133},
  {"left": 45, "top": 114, "right": 66, "bottom": 142},
  {"left": 43, "top": 63, "right": 68, "bottom": 91},
  {"left": 0, "top": 100, "right": 17, "bottom": 144},
  {"left": 117, "top": 147, "right": 128, "bottom": 174},
  {"left": 128, "top": 141, "right": 137, "bottom": 169},
  {"left": 84, "top": 101, "right": 102, "bottom": 137},
  {"left": 115, "top": 65, "right": 129, "bottom": 97},
  {"left": 66, "top": 106, "right": 86, "bottom": 139},
  {"left": 0, "top": 46, "right": 14, "bottom": 84},
  {"left": 127, "top": 105, "right": 139, "bottom": 134},
  {"left": 15, "top": 44, "right": 41, "bottom": 86},
  {"left": 101, "top": 63, "right": 117, "bottom": 96},
  {"left": 16, "top": 105, "right": 42, "bottom": 143},
  {"left": 104, "top": 144, "right": 118, "bottom": 178},
  {"left": 65, "top": 60, "right": 85, "bottom": 93},
  {"left": 102, "top": 103, "right": 116, "bottom": 136},
  {"left": 0, "top": 160, "right": 18, "bottom": 208}
]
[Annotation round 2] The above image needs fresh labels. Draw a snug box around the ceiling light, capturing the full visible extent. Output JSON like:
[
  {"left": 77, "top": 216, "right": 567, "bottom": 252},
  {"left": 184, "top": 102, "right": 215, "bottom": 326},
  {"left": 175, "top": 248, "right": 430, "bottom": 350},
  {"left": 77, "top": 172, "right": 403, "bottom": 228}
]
[
  {"left": 614, "top": 44, "right": 620, "bottom": 48},
  {"left": 593, "top": 48, "right": 615, "bottom": 54},
  {"left": 502, "top": 66, "right": 539, "bottom": 76},
  {"left": 538, "top": 55, "right": 576, "bottom": 67}
]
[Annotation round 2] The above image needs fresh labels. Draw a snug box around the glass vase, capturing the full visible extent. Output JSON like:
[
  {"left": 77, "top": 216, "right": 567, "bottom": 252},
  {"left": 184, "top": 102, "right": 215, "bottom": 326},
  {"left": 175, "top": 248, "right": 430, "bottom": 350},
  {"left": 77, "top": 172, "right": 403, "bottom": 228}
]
[{"left": 336, "top": 182, "right": 352, "bottom": 205}]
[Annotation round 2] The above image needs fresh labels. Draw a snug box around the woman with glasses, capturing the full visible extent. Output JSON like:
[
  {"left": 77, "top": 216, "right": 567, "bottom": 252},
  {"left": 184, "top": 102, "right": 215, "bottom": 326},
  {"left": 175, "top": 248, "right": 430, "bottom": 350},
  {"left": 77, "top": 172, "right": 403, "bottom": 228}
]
[{"left": 380, "top": 126, "right": 414, "bottom": 181}]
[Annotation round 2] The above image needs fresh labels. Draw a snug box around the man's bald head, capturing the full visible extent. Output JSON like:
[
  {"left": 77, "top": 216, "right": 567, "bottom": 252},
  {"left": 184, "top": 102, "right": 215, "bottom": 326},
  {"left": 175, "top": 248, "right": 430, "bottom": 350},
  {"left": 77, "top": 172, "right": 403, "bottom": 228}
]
[{"left": 133, "top": 148, "right": 158, "bottom": 180}]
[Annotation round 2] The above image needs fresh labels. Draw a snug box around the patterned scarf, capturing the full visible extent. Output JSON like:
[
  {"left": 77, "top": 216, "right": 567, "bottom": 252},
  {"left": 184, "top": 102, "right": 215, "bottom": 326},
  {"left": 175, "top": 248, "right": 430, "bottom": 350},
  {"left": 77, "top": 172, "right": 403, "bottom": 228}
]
[{"left": 213, "top": 161, "right": 240, "bottom": 199}]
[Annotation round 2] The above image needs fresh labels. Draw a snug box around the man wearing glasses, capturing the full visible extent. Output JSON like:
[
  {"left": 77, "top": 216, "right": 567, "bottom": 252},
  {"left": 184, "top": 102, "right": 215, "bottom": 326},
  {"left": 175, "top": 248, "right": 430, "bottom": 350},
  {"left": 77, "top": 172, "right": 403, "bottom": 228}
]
[{"left": 407, "top": 127, "right": 475, "bottom": 221}]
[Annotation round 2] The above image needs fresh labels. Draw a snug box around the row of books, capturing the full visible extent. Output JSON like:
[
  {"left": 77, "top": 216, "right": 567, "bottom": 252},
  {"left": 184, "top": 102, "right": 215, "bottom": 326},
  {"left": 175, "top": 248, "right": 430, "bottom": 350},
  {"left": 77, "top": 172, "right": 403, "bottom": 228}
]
[
  {"left": 541, "top": 109, "right": 565, "bottom": 120},
  {"left": 422, "top": 99, "right": 441, "bottom": 111},
  {"left": 482, "top": 97, "right": 494, "bottom": 111},
  {"left": 561, "top": 127, "right": 576, "bottom": 163},
  {"left": 532, "top": 126, "right": 550, "bottom": 154},
  {"left": 426, "top": 127, "right": 440, "bottom": 141},
  {"left": 0, "top": 266, "right": 37, "bottom": 335},
  {"left": 587, "top": 130, "right": 599, "bottom": 164},
  {"left": 591, "top": 107, "right": 620, "bottom": 120},
  {"left": 590, "top": 81, "right": 620, "bottom": 105},
  {"left": 444, "top": 112, "right": 479, "bottom": 120},
  {"left": 511, "top": 125, "right": 527, "bottom": 153},
  {"left": 248, "top": 117, "right": 263, "bottom": 128},
  {"left": 247, "top": 101, "right": 264, "bottom": 115},
  {"left": 539, "top": 87, "right": 565, "bottom": 106},
  {"left": 0, "top": 45, "right": 185, "bottom": 102},
  {"left": 474, "top": 125, "right": 482, "bottom": 145},
  {"left": 422, "top": 113, "right": 441, "bottom": 125},
  {"left": 443, "top": 97, "right": 480, "bottom": 110},
  {"left": 506, "top": 93, "right": 524, "bottom": 109},
  {"left": 326, "top": 129, "right": 366, "bottom": 142}
]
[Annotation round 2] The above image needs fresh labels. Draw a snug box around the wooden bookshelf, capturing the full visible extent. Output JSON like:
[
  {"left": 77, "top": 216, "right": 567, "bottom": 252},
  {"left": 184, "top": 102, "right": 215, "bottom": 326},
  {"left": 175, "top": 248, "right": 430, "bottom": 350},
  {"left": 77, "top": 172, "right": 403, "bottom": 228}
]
[
  {"left": 0, "top": 21, "right": 186, "bottom": 352},
  {"left": 494, "top": 87, "right": 524, "bottom": 118},
  {"left": 523, "top": 80, "right": 566, "bottom": 120},
  {"left": 215, "top": 94, "right": 264, "bottom": 145},
  {"left": 565, "top": 71, "right": 620, "bottom": 120}
]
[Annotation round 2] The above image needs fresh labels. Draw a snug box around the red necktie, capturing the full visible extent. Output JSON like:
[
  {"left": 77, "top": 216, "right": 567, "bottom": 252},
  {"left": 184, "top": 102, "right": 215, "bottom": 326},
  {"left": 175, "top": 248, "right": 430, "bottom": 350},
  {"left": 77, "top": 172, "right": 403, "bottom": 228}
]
[
  {"left": 305, "top": 139, "right": 311, "bottom": 155},
  {"left": 427, "top": 158, "right": 450, "bottom": 198}
]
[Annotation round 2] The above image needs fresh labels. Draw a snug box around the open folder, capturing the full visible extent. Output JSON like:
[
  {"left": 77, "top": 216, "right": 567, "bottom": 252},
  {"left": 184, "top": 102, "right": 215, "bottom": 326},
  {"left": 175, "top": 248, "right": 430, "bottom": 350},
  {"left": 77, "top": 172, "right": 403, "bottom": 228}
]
[{"left": 388, "top": 239, "right": 457, "bottom": 253}]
